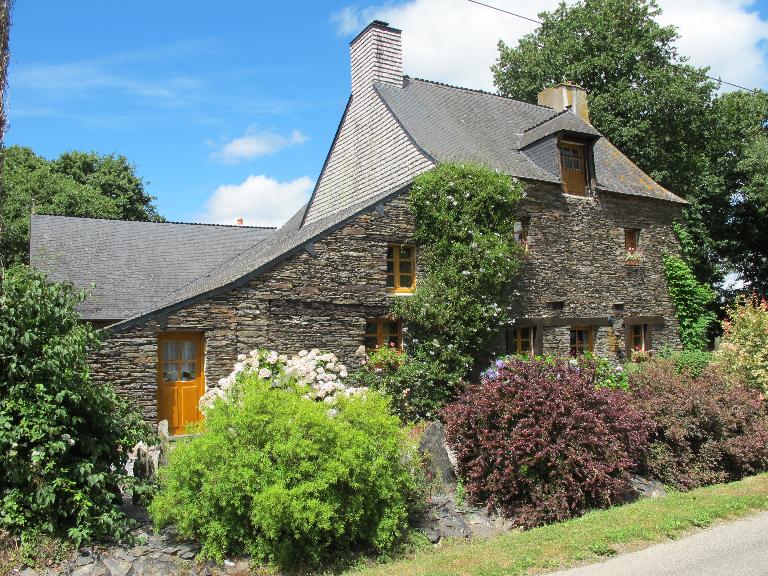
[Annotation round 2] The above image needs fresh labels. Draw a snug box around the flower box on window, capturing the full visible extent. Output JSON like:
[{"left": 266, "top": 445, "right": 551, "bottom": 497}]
[{"left": 625, "top": 247, "right": 642, "bottom": 266}]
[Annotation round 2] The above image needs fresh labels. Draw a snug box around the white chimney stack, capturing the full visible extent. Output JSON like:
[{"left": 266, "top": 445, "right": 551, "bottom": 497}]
[{"left": 349, "top": 21, "right": 403, "bottom": 96}]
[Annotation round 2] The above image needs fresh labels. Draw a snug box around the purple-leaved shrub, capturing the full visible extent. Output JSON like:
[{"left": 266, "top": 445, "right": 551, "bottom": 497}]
[{"left": 442, "top": 356, "right": 650, "bottom": 527}]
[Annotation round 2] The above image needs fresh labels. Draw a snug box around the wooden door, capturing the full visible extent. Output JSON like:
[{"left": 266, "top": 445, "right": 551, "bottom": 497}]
[
  {"left": 559, "top": 142, "right": 588, "bottom": 195},
  {"left": 157, "top": 333, "right": 204, "bottom": 435}
]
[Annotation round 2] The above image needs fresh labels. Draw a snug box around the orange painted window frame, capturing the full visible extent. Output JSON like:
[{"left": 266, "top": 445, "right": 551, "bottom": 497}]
[
  {"left": 364, "top": 318, "right": 403, "bottom": 351},
  {"left": 386, "top": 244, "right": 416, "bottom": 293}
]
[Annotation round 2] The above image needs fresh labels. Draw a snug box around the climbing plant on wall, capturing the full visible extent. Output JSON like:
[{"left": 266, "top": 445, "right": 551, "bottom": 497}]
[
  {"left": 662, "top": 253, "right": 717, "bottom": 350},
  {"left": 393, "top": 163, "right": 527, "bottom": 378}
]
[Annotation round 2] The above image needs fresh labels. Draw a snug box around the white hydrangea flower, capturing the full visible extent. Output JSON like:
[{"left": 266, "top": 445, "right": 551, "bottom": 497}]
[{"left": 258, "top": 368, "right": 273, "bottom": 379}]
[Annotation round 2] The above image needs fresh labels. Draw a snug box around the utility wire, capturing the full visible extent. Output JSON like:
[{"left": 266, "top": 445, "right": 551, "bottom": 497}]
[{"left": 467, "top": 0, "right": 762, "bottom": 94}]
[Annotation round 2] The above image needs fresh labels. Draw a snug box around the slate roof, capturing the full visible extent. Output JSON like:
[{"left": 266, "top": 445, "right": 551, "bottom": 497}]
[
  {"left": 29, "top": 215, "right": 275, "bottom": 321},
  {"left": 376, "top": 77, "right": 685, "bottom": 204}
]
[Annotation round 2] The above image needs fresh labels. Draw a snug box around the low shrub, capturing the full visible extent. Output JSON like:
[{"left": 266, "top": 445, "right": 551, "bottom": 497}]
[
  {"left": 656, "top": 347, "right": 713, "bottom": 377},
  {"left": 348, "top": 345, "right": 464, "bottom": 422},
  {"left": 442, "top": 356, "right": 649, "bottom": 528},
  {"left": 629, "top": 359, "right": 768, "bottom": 490},
  {"left": 150, "top": 349, "right": 422, "bottom": 570},
  {"left": 713, "top": 294, "right": 768, "bottom": 394},
  {"left": 0, "top": 266, "right": 150, "bottom": 545}
]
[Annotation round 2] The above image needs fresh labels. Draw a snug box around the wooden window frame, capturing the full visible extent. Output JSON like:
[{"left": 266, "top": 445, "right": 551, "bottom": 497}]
[
  {"left": 509, "top": 326, "right": 535, "bottom": 356},
  {"left": 559, "top": 140, "right": 589, "bottom": 196},
  {"left": 569, "top": 325, "right": 594, "bottom": 356},
  {"left": 625, "top": 228, "right": 640, "bottom": 251},
  {"left": 514, "top": 219, "right": 529, "bottom": 251},
  {"left": 364, "top": 318, "right": 403, "bottom": 351},
  {"left": 386, "top": 244, "right": 416, "bottom": 293},
  {"left": 626, "top": 322, "right": 652, "bottom": 358}
]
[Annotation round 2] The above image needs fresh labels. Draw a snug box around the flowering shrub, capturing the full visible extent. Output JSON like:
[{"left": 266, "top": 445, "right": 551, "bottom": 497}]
[
  {"left": 152, "top": 350, "right": 421, "bottom": 569},
  {"left": 713, "top": 294, "right": 768, "bottom": 394},
  {"left": 392, "top": 163, "right": 526, "bottom": 379},
  {"left": 347, "top": 345, "right": 464, "bottom": 422},
  {"left": 629, "top": 358, "right": 768, "bottom": 489},
  {"left": 200, "top": 348, "right": 361, "bottom": 413},
  {"left": 0, "top": 267, "right": 151, "bottom": 545},
  {"left": 442, "top": 356, "right": 649, "bottom": 528}
]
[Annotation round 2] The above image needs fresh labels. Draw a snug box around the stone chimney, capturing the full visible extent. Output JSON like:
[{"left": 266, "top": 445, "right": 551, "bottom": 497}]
[
  {"left": 350, "top": 20, "right": 403, "bottom": 95},
  {"left": 538, "top": 83, "right": 590, "bottom": 124}
]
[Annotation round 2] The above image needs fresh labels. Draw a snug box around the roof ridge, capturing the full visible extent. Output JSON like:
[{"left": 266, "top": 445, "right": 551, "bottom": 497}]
[
  {"left": 32, "top": 213, "right": 276, "bottom": 230},
  {"left": 403, "top": 75, "right": 556, "bottom": 112}
]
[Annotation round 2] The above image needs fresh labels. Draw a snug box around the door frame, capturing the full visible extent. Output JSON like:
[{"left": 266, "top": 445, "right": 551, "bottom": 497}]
[{"left": 156, "top": 331, "right": 205, "bottom": 434}]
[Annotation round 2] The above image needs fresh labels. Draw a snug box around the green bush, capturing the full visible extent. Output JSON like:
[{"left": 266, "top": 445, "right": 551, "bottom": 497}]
[
  {"left": 149, "top": 369, "right": 422, "bottom": 569},
  {"left": 348, "top": 346, "right": 464, "bottom": 423},
  {"left": 0, "top": 266, "right": 150, "bottom": 544},
  {"left": 662, "top": 253, "right": 716, "bottom": 350},
  {"left": 656, "top": 347, "right": 713, "bottom": 377}
]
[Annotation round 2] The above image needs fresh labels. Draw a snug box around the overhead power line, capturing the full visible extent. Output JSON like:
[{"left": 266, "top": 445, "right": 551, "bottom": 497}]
[{"left": 466, "top": 0, "right": 762, "bottom": 94}]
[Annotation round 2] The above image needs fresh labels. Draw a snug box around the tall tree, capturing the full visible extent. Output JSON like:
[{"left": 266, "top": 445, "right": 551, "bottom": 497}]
[
  {"left": 492, "top": 0, "right": 766, "bottom": 292},
  {"left": 0, "top": 146, "right": 163, "bottom": 267}
]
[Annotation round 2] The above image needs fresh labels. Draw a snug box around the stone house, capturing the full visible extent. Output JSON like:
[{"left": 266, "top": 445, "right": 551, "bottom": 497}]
[{"left": 30, "top": 21, "right": 685, "bottom": 434}]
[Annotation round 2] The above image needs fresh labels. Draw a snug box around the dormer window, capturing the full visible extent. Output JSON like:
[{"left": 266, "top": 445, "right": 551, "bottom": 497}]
[{"left": 559, "top": 141, "right": 588, "bottom": 196}]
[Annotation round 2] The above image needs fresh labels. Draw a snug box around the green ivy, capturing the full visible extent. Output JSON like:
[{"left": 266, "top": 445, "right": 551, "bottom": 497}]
[
  {"left": 662, "top": 254, "right": 716, "bottom": 350},
  {"left": 0, "top": 266, "right": 151, "bottom": 544},
  {"left": 393, "top": 163, "right": 526, "bottom": 377}
]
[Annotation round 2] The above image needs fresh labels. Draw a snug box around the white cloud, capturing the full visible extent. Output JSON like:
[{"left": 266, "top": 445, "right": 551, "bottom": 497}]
[
  {"left": 200, "top": 174, "right": 314, "bottom": 227},
  {"left": 210, "top": 127, "right": 308, "bottom": 164},
  {"left": 331, "top": 0, "right": 768, "bottom": 92}
]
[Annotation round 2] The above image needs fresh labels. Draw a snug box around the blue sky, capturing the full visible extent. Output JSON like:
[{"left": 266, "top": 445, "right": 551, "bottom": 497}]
[{"left": 8, "top": 0, "right": 768, "bottom": 226}]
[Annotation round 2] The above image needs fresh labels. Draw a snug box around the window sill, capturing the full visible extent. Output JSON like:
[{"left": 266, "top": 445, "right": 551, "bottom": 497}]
[{"left": 386, "top": 291, "right": 414, "bottom": 297}]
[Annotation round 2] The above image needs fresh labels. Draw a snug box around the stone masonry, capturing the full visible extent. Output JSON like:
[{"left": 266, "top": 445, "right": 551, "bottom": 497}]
[{"left": 90, "top": 183, "right": 683, "bottom": 423}]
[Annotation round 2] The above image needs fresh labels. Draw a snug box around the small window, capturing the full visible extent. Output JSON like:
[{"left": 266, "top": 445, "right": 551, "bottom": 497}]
[
  {"left": 508, "top": 326, "right": 534, "bottom": 355},
  {"left": 625, "top": 229, "right": 639, "bottom": 251},
  {"left": 513, "top": 220, "right": 529, "bottom": 249},
  {"left": 559, "top": 141, "right": 588, "bottom": 195},
  {"left": 628, "top": 323, "right": 651, "bottom": 357},
  {"left": 569, "top": 326, "right": 593, "bottom": 356},
  {"left": 386, "top": 244, "right": 416, "bottom": 293},
  {"left": 364, "top": 318, "right": 402, "bottom": 350}
]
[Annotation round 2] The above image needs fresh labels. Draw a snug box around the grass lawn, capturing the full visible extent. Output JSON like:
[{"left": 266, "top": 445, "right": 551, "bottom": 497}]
[{"left": 347, "top": 474, "right": 768, "bottom": 576}]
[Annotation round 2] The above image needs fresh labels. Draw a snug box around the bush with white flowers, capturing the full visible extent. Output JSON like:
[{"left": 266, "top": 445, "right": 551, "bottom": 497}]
[{"left": 200, "top": 348, "right": 367, "bottom": 413}]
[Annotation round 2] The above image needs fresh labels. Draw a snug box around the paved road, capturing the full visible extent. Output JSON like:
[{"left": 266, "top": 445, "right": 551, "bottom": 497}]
[{"left": 551, "top": 511, "right": 768, "bottom": 576}]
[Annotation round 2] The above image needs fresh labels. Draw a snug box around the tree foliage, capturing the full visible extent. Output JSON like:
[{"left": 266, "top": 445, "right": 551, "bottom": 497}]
[
  {"left": 0, "top": 145, "right": 162, "bottom": 268},
  {"left": 492, "top": 0, "right": 768, "bottom": 292},
  {"left": 714, "top": 295, "right": 768, "bottom": 394},
  {"left": 392, "top": 163, "right": 526, "bottom": 378},
  {"left": 0, "top": 266, "right": 150, "bottom": 544}
]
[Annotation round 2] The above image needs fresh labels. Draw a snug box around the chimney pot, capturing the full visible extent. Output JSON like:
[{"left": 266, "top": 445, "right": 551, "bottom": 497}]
[
  {"left": 538, "top": 83, "right": 590, "bottom": 124},
  {"left": 349, "top": 20, "right": 403, "bottom": 95}
]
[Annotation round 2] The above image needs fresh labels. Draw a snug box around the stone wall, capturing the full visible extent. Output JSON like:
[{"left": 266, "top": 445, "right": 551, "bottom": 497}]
[{"left": 90, "top": 184, "right": 684, "bottom": 422}]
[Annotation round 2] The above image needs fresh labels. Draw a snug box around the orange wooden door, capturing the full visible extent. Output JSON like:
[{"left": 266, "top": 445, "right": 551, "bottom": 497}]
[
  {"left": 559, "top": 142, "right": 588, "bottom": 195},
  {"left": 157, "top": 333, "right": 204, "bottom": 435}
]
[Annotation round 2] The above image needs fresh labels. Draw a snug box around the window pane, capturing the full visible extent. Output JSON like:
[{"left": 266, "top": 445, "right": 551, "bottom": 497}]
[
  {"left": 400, "top": 246, "right": 413, "bottom": 259},
  {"left": 162, "top": 341, "right": 178, "bottom": 362},
  {"left": 520, "top": 339, "right": 530, "bottom": 352},
  {"left": 180, "top": 362, "right": 197, "bottom": 381},
  {"left": 386, "top": 321, "right": 399, "bottom": 334},
  {"left": 364, "top": 336, "right": 378, "bottom": 350},
  {"left": 386, "top": 260, "right": 394, "bottom": 273},
  {"left": 180, "top": 340, "right": 197, "bottom": 361},
  {"left": 386, "top": 275, "right": 395, "bottom": 288},
  {"left": 387, "top": 246, "right": 394, "bottom": 258},
  {"left": 162, "top": 363, "right": 179, "bottom": 383},
  {"left": 399, "top": 260, "right": 412, "bottom": 273},
  {"left": 388, "top": 335, "right": 400, "bottom": 347},
  {"left": 365, "top": 321, "right": 377, "bottom": 335},
  {"left": 399, "top": 274, "right": 413, "bottom": 288}
]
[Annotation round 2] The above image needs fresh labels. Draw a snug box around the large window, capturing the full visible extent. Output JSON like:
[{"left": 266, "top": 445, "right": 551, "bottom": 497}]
[
  {"left": 509, "top": 326, "right": 534, "bottom": 355},
  {"left": 386, "top": 244, "right": 416, "bottom": 293},
  {"left": 559, "top": 141, "right": 588, "bottom": 196},
  {"left": 364, "top": 318, "right": 402, "bottom": 350},
  {"left": 569, "top": 326, "right": 593, "bottom": 356}
]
